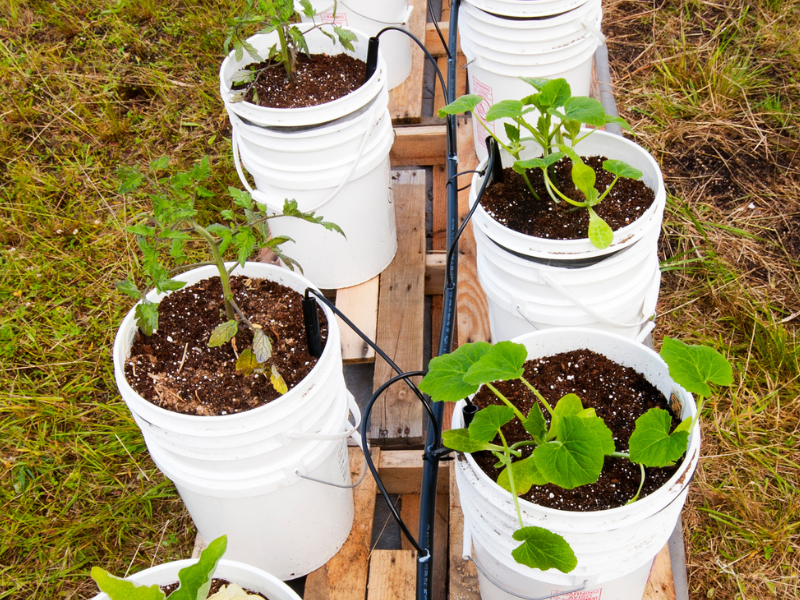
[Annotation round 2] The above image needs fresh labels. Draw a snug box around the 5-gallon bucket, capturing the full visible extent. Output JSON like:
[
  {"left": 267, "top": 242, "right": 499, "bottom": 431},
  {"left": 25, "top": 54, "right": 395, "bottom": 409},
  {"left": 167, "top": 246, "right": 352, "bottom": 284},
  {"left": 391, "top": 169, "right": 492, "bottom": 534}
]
[
  {"left": 475, "top": 226, "right": 661, "bottom": 342},
  {"left": 452, "top": 328, "right": 700, "bottom": 599},
  {"left": 91, "top": 558, "right": 302, "bottom": 600},
  {"left": 298, "top": 0, "right": 414, "bottom": 90},
  {"left": 113, "top": 262, "right": 357, "bottom": 579},
  {"left": 469, "top": 129, "right": 667, "bottom": 260},
  {"left": 459, "top": 0, "right": 604, "bottom": 160},
  {"left": 463, "top": 0, "right": 591, "bottom": 17},
  {"left": 220, "top": 28, "right": 398, "bottom": 289}
]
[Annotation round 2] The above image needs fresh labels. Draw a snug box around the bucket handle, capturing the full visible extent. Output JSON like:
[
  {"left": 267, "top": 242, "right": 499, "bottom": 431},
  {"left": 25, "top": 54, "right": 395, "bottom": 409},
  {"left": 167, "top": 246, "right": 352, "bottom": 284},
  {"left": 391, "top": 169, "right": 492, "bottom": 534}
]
[
  {"left": 313, "top": 2, "right": 414, "bottom": 26},
  {"left": 288, "top": 391, "right": 361, "bottom": 441},
  {"left": 229, "top": 103, "right": 379, "bottom": 214},
  {"left": 461, "top": 522, "right": 589, "bottom": 600},
  {"left": 581, "top": 17, "right": 606, "bottom": 44},
  {"left": 539, "top": 273, "right": 656, "bottom": 330}
]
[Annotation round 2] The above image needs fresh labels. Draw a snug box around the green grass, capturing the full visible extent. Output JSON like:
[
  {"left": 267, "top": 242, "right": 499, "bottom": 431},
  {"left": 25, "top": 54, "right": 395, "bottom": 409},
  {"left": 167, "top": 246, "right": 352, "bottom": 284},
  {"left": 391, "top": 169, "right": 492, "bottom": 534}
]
[{"left": 608, "top": 0, "right": 800, "bottom": 597}]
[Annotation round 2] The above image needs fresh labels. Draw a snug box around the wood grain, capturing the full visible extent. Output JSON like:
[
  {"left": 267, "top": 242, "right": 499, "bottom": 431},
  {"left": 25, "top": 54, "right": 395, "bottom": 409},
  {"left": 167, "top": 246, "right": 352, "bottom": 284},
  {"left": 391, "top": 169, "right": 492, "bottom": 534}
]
[
  {"left": 400, "top": 493, "right": 449, "bottom": 600},
  {"left": 390, "top": 124, "right": 448, "bottom": 167},
  {"left": 388, "top": 0, "right": 428, "bottom": 124},
  {"left": 336, "top": 277, "right": 379, "bottom": 363},
  {"left": 367, "top": 550, "right": 416, "bottom": 600},
  {"left": 370, "top": 170, "right": 426, "bottom": 447},
  {"left": 643, "top": 545, "right": 678, "bottom": 600},
  {"left": 379, "top": 450, "right": 449, "bottom": 495},
  {"left": 304, "top": 447, "right": 380, "bottom": 600}
]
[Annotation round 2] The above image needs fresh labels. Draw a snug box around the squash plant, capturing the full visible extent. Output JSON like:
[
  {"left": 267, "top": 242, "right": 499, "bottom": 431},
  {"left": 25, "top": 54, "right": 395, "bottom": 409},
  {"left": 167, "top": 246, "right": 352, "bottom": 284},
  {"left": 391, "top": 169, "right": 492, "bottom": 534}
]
[
  {"left": 418, "top": 337, "right": 732, "bottom": 572},
  {"left": 439, "top": 78, "right": 642, "bottom": 249}
]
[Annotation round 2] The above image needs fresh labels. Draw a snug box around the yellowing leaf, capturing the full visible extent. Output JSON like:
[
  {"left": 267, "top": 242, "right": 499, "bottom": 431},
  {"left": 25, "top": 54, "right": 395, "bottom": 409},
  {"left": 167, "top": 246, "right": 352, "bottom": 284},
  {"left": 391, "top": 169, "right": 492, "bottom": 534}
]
[
  {"left": 270, "top": 364, "right": 288, "bottom": 395},
  {"left": 236, "top": 348, "right": 260, "bottom": 376}
]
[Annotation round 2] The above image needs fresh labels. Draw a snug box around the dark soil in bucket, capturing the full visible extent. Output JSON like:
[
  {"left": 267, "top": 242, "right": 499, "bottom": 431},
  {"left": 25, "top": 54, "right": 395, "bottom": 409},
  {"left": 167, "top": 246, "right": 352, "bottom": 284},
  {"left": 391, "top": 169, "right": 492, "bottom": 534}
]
[
  {"left": 471, "top": 349, "right": 684, "bottom": 511},
  {"left": 233, "top": 53, "right": 366, "bottom": 109},
  {"left": 124, "top": 275, "right": 327, "bottom": 416},
  {"left": 161, "top": 578, "right": 269, "bottom": 598},
  {"left": 481, "top": 156, "right": 656, "bottom": 241}
]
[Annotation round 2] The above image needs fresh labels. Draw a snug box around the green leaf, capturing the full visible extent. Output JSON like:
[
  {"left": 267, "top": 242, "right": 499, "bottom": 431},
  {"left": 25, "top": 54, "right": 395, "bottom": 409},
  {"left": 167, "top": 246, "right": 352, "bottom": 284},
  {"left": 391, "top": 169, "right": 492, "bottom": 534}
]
[
  {"left": 270, "top": 364, "right": 288, "bottom": 395},
  {"left": 519, "top": 77, "right": 550, "bottom": 91},
  {"left": 512, "top": 152, "right": 565, "bottom": 174},
  {"left": 603, "top": 159, "right": 642, "bottom": 180},
  {"left": 169, "top": 535, "right": 226, "bottom": 600},
  {"left": 148, "top": 157, "right": 170, "bottom": 173},
  {"left": 628, "top": 408, "right": 690, "bottom": 467},
  {"left": 441, "top": 429, "right": 497, "bottom": 454},
  {"left": 485, "top": 100, "right": 523, "bottom": 122},
  {"left": 498, "top": 456, "right": 547, "bottom": 495},
  {"left": 547, "top": 393, "right": 584, "bottom": 440},
  {"left": 571, "top": 160, "right": 596, "bottom": 197},
  {"left": 241, "top": 39, "right": 261, "bottom": 61},
  {"left": 209, "top": 320, "right": 239, "bottom": 347},
  {"left": 252, "top": 328, "right": 273, "bottom": 363},
  {"left": 468, "top": 405, "right": 514, "bottom": 443},
  {"left": 236, "top": 348, "right": 260, "bottom": 376},
  {"left": 116, "top": 279, "right": 141, "bottom": 300},
  {"left": 534, "top": 415, "right": 614, "bottom": 489},
  {"left": 587, "top": 207, "right": 613, "bottom": 250},
  {"left": 126, "top": 224, "right": 156, "bottom": 238},
  {"left": 538, "top": 78, "right": 571, "bottom": 109},
  {"left": 660, "top": 337, "right": 733, "bottom": 397},
  {"left": 560, "top": 96, "right": 606, "bottom": 126},
  {"left": 229, "top": 187, "right": 253, "bottom": 210},
  {"left": 118, "top": 166, "right": 144, "bottom": 194},
  {"left": 605, "top": 115, "right": 632, "bottom": 130},
  {"left": 135, "top": 301, "right": 159, "bottom": 336},
  {"left": 511, "top": 527, "right": 577, "bottom": 573},
  {"left": 418, "top": 342, "right": 492, "bottom": 402},
  {"left": 437, "top": 94, "right": 484, "bottom": 118},
  {"left": 503, "top": 122, "right": 520, "bottom": 144},
  {"left": 463, "top": 341, "right": 527, "bottom": 386},
  {"left": 524, "top": 404, "right": 547, "bottom": 443},
  {"left": 91, "top": 567, "right": 165, "bottom": 600},
  {"left": 333, "top": 25, "right": 357, "bottom": 52},
  {"left": 299, "top": 0, "right": 315, "bottom": 17},
  {"left": 235, "top": 229, "right": 257, "bottom": 265},
  {"left": 155, "top": 278, "right": 186, "bottom": 293}
]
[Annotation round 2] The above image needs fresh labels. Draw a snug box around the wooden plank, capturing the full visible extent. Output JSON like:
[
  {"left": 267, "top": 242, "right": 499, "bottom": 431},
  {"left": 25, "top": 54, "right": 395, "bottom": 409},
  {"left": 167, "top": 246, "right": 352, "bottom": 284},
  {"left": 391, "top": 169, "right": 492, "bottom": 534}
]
[
  {"left": 305, "top": 447, "right": 380, "bottom": 600},
  {"left": 433, "top": 54, "right": 467, "bottom": 114},
  {"left": 367, "top": 550, "right": 416, "bottom": 600},
  {"left": 400, "top": 493, "right": 449, "bottom": 600},
  {"left": 388, "top": 0, "right": 428, "bottom": 124},
  {"left": 643, "top": 545, "right": 677, "bottom": 600},
  {"left": 425, "top": 252, "right": 446, "bottom": 296},
  {"left": 391, "top": 124, "right": 448, "bottom": 167},
  {"left": 336, "top": 276, "right": 379, "bottom": 363},
  {"left": 449, "top": 460, "right": 480, "bottom": 600},
  {"left": 426, "top": 22, "right": 461, "bottom": 59},
  {"left": 455, "top": 116, "right": 492, "bottom": 347},
  {"left": 379, "top": 450, "right": 450, "bottom": 495},
  {"left": 370, "top": 170, "right": 426, "bottom": 447}
]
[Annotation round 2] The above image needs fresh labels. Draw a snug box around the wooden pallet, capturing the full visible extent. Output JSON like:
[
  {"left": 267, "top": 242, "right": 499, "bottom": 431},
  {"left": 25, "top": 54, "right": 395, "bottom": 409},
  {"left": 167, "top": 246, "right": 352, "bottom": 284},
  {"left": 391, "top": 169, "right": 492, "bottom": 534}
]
[{"left": 193, "top": 449, "right": 677, "bottom": 600}]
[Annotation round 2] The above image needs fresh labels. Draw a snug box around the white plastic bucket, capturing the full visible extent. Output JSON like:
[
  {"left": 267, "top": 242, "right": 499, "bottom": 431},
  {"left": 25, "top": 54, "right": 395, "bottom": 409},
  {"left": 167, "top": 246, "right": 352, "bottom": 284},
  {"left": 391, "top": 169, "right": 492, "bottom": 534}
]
[
  {"left": 463, "top": 0, "right": 591, "bottom": 18},
  {"left": 297, "top": 0, "right": 414, "bottom": 90},
  {"left": 221, "top": 28, "right": 398, "bottom": 289},
  {"left": 91, "top": 558, "right": 302, "bottom": 600},
  {"left": 469, "top": 129, "right": 667, "bottom": 259},
  {"left": 112, "top": 262, "right": 356, "bottom": 579},
  {"left": 452, "top": 327, "right": 700, "bottom": 598},
  {"left": 476, "top": 225, "right": 661, "bottom": 342},
  {"left": 459, "top": 0, "right": 604, "bottom": 160}
]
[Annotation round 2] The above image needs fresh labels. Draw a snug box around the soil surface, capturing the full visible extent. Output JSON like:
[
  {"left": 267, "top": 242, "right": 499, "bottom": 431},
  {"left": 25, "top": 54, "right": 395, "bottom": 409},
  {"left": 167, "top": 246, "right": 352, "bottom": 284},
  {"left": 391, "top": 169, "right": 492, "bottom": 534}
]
[
  {"left": 471, "top": 349, "right": 683, "bottom": 511},
  {"left": 235, "top": 53, "right": 366, "bottom": 109},
  {"left": 125, "top": 275, "right": 327, "bottom": 416},
  {"left": 481, "top": 156, "right": 655, "bottom": 240},
  {"left": 161, "top": 578, "right": 269, "bottom": 598}
]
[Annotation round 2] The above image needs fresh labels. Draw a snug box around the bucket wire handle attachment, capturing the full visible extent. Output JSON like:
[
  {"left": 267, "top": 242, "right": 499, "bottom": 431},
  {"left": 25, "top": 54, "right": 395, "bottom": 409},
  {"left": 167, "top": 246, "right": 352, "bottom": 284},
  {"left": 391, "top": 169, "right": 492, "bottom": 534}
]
[
  {"left": 314, "top": 1, "right": 414, "bottom": 26},
  {"left": 228, "top": 98, "right": 379, "bottom": 213},
  {"left": 462, "top": 523, "right": 589, "bottom": 600},
  {"left": 294, "top": 427, "right": 370, "bottom": 490}
]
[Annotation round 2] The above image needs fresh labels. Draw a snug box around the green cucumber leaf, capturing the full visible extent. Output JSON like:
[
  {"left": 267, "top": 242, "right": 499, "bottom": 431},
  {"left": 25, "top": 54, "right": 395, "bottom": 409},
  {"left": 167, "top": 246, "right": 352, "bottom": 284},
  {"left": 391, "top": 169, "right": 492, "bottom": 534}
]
[
  {"left": 463, "top": 341, "right": 527, "bottom": 386},
  {"left": 660, "top": 337, "right": 733, "bottom": 397},
  {"left": 512, "top": 152, "right": 564, "bottom": 174},
  {"left": 628, "top": 408, "right": 689, "bottom": 467},
  {"left": 511, "top": 527, "right": 577, "bottom": 573},
  {"left": 169, "top": 535, "right": 227, "bottom": 600},
  {"left": 560, "top": 96, "right": 606, "bottom": 126},
  {"left": 603, "top": 159, "right": 642, "bottom": 180},
  {"left": 486, "top": 100, "right": 524, "bottom": 121},
  {"left": 438, "top": 94, "right": 484, "bottom": 118},
  {"left": 419, "top": 342, "right": 493, "bottom": 402},
  {"left": 534, "top": 415, "right": 614, "bottom": 489},
  {"left": 538, "top": 78, "right": 571, "bottom": 109},
  {"left": 441, "top": 429, "right": 496, "bottom": 454},
  {"left": 468, "top": 405, "right": 515, "bottom": 443},
  {"left": 524, "top": 404, "right": 547, "bottom": 443},
  {"left": 498, "top": 455, "right": 547, "bottom": 495},
  {"left": 519, "top": 77, "right": 550, "bottom": 92},
  {"left": 91, "top": 568, "right": 165, "bottom": 600},
  {"left": 587, "top": 207, "right": 613, "bottom": 249}
]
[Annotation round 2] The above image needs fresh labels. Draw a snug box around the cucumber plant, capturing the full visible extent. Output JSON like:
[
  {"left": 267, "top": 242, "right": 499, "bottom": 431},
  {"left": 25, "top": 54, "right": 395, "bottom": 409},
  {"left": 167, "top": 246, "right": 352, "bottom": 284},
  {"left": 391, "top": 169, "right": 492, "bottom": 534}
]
[
  {"left": 418, "top": 337, "right": 732, "bottom": 573},
  {"left": 116, "top": 156, "right": 342, "bottom": 394},
  {"left": 226, "top": 0, "right": 357, "bottom": 99},
  {"left": 91, "top": 535, "right": 261, "bottom": 599},
  {"left": 439, "top": 77, "right": 642, "bottom": 249}
]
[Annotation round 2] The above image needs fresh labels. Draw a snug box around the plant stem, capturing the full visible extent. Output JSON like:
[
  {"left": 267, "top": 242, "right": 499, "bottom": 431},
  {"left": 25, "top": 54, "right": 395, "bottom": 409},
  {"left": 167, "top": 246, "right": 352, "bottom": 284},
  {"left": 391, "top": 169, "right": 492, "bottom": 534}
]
[
  {"left": 276, "top": 25, "right": 293, "bottom": 81},
  {"left": 192, "top": 223, "right": 236, "bottom": 322},
  {"left": 500, "top": 429, "right": 525, "bottom": 529},
  {"left": 485, "top": 382, "right": 527, "bottom": 424},
  {"left": 510, "top": 440, "right": 539, "bottom": 451},
  {"left": 521, "top": 171, "right": 542, "bottom": 201},
  {"left": 543, "top": 170, "right": 586, "bottom": 208},
  {"left": 520, "top": 376, "right": 555, "bottom": 417},
  {"left": 626, "top": 463, "right": 646, "bottom": 505}
]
